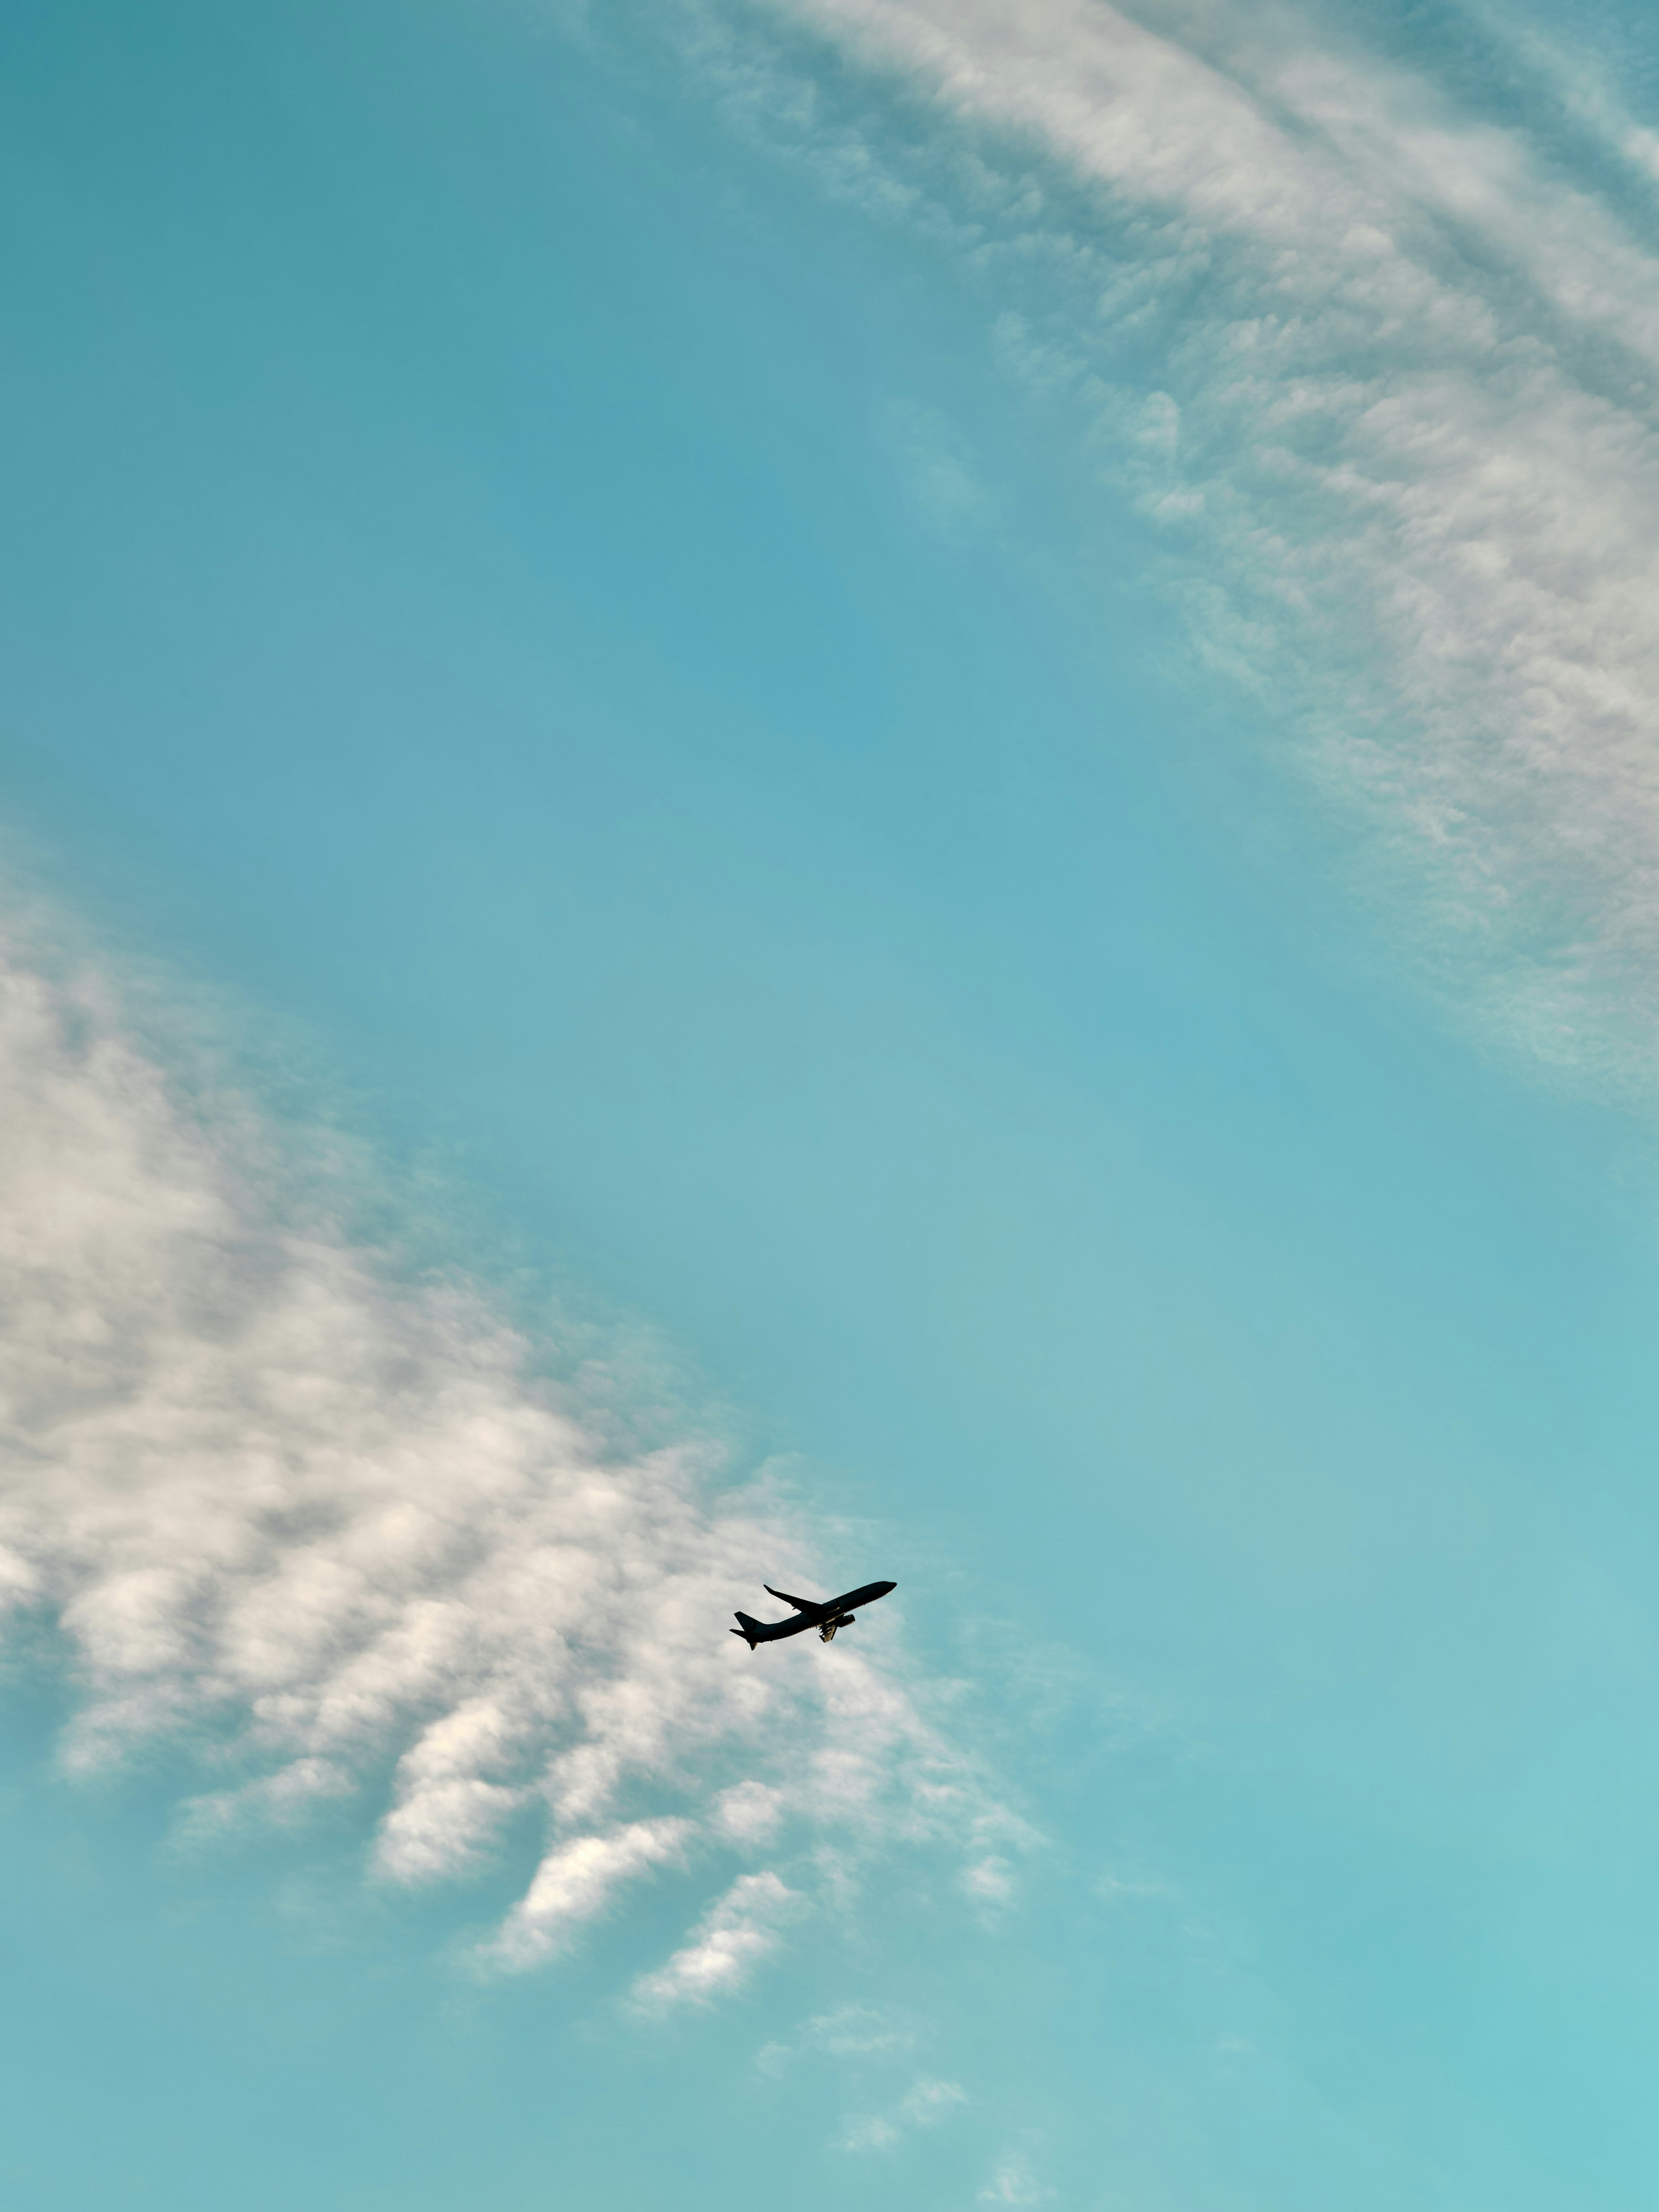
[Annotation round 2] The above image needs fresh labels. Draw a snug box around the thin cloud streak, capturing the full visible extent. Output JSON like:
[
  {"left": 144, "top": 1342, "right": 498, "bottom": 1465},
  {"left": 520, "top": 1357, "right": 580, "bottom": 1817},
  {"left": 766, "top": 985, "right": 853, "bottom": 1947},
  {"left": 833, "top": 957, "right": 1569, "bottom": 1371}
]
[
  {"left": 699, "top": 0, "right": 1659, "bottom": 1082},
  {"left": 0, "top": 916, "right": 1001, "bottom": 1989},
  {"left": 631, "top": 1868, "right": 799, "bottom": 2008}
]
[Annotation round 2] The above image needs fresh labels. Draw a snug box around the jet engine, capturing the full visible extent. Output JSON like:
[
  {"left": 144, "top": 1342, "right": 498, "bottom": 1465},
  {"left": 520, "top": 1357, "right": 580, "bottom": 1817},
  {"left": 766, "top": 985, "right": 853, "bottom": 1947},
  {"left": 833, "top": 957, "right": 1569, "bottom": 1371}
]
[{"left": 820, "top": 1613, "right": 855, "bottom": 1642}]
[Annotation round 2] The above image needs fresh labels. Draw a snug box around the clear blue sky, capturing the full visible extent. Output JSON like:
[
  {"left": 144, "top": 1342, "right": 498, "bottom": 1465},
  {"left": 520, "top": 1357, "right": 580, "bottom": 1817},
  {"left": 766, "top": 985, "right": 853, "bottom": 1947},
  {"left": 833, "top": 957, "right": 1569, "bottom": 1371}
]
[{"left": 3, "top": 1, "right": 1659, "bottom": 2206}]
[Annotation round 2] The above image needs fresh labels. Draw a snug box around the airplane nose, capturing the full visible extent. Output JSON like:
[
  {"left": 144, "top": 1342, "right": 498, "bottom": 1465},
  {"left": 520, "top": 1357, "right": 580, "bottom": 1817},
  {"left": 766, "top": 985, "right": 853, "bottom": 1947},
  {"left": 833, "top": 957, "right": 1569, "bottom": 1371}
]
[{"left": 878, "top": 1580, "right": 896, "bottom": 1595}]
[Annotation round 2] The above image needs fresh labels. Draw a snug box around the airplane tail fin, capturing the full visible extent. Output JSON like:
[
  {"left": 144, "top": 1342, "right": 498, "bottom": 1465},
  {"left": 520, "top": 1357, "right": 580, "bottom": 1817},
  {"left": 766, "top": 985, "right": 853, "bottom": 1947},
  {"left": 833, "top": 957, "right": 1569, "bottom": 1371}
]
[{"left": 731, "top": 1611, "right": 763, "bottom": 1650}]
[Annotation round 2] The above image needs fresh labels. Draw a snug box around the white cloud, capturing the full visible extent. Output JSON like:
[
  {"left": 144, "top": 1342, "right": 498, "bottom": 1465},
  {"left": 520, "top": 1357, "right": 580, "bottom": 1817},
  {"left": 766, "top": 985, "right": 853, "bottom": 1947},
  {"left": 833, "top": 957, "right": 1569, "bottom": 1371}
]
[
  {"left": 755, "top": 1997, "right": 966, "bottom": 2148},
  {"left": 713, "top": 1777, "right": 787, "bottom": 1845},
  {"left": 837, "top": 2113, "right": 903, "bottom": 2152},
  {"left": 834, "top": 2077, "right": 966, "bottom": 2152},
  {"left": 963, "top": 1851, "right": 1016, "bottom": 1905},
  {"left": 632, "top": 1868, "right": 799, "bottom": 2007},
  {"left": 757, "top": 1999, "right": 922, "bottom": 2082},
  {"left": 1096, "top": 1866, "right": 1172, "bottom": 1905},
  {"left": 181, "top": 1754, "right": 356, "bottom": 1839},
  {"left": 901, "top": 2075, "right": 969, "bottom": 2124},
  {"left": 802, "top": 2000, "right": 918, "bottom": 2057},
  {"left": 709, "top": 0, "right": 1659, "bottom": 1083},
  {"left": 885, "top": 399, "right": 992, "bottom": 534},
  {"left": 979, "top": 2151, "right": 1055, "bottom": 2205},
  {"left": 488, "top": 1819, "right": 692, "bottom": 1968},
  {"left": 0, "top": 917, "right": 1001, "bottom": 1981}
]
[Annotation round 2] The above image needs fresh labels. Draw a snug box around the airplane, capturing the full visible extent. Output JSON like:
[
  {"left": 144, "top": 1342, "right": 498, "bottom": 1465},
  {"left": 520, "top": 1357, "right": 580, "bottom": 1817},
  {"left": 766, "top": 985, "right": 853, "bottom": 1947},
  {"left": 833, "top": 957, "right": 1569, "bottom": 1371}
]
[{"left": 731, "top": 1578, "right": 896, "bottom": 1649}]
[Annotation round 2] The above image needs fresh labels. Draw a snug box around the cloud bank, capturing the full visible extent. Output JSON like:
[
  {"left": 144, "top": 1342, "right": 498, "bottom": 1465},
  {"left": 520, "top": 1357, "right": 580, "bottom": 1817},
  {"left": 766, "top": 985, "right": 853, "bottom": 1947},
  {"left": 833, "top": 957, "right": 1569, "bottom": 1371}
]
[
  {"left": 684, "top": 0, "right": 1659, "bottom": 1083},
  {"left": 0, "top": 915, "right": 995, "bottom": 1995}
]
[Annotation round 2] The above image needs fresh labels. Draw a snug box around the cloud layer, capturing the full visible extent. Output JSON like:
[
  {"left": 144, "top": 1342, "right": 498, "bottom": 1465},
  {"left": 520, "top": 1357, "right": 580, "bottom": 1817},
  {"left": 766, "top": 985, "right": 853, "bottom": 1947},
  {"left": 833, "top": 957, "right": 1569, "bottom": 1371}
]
[
  {"left": 0, "top": 917, "right": 992, "bottom": 1994},
  {"left": 691, "top": 0, "right": 1659, "bottom": 1082}
]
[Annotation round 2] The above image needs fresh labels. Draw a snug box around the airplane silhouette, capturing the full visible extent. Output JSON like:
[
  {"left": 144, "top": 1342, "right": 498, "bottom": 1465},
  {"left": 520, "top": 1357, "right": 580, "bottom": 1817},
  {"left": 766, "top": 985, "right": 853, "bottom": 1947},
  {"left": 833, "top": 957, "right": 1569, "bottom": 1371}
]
[{"left": 731, "top": 1579, "right": 896, "bottom": 1648}]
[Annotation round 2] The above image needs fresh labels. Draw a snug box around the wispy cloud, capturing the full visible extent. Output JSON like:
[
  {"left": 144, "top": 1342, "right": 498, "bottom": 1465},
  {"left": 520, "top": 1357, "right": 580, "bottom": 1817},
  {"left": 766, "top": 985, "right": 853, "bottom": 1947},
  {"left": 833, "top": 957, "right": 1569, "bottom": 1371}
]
[
  {"left": 632, "top": 1868, "right": 799, "bottom": 2008},
  {"left": 758, "top": 1997, "right": 921, "bottom": 2073},
  {"left": 884, "top": 398, "right": 992, "bottom": 535},
  {"left": 674, "top": 0, "right": 1659, "bottom": 1083},
  {"left": 754, "top": 1996, "right": 969, "bottom": 2148},
  {"left": 486, "top": 1819, "right": 693, "bottom": 1968},
  {"left": 837, "top": 2113, "right": 905, "bottom": 2152},
  {"left": 903, "top": 2075, "right": 970, "bottom": 2123},
  {"left": 0, "top": 912, "right": 1004, "bottom": 1986},
  {"left": 963, "top": 1850, "right": 1016, "bottom": 1906},
  {"left": 835, "top": 2073, "right": 969, "bottom": 2152},
  {"left": 978, "top": 2148, "right": 1054, "bottom": 2206}
]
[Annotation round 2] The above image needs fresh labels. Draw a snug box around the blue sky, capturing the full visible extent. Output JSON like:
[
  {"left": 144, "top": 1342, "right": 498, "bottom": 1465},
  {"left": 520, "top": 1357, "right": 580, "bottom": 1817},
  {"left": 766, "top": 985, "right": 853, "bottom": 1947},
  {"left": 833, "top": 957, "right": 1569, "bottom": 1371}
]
[{"left": 3, "top": 0, "right": 1659, "bottom": 2205}]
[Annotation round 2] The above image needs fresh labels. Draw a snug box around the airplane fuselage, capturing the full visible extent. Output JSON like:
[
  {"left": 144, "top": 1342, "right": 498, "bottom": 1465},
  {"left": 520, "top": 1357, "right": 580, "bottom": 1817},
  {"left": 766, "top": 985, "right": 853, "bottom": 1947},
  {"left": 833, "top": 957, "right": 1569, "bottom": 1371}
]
[{"left": 732, "top": 1579, "right": 896, "bottom": 1647}]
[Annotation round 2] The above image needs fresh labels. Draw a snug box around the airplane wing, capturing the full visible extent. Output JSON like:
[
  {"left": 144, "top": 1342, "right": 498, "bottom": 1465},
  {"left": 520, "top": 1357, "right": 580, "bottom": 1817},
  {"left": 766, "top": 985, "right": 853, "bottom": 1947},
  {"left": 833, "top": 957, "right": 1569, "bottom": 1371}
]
[{"left": 763, "top": 1585, "right": 823, "bottom": 1614}]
